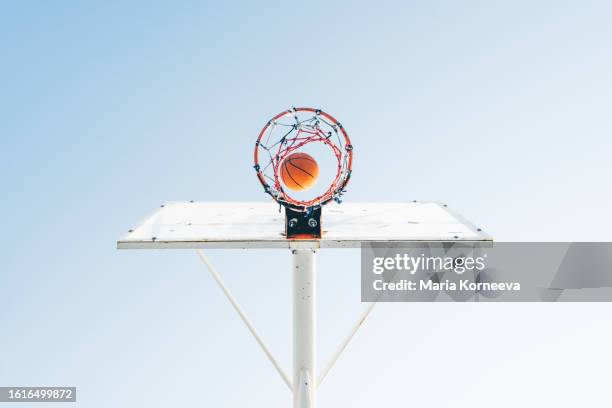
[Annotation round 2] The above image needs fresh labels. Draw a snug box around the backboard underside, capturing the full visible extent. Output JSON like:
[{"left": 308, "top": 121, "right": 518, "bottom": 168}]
[{"left": 117, "top": 202, "right": 491, "bottom": 249}]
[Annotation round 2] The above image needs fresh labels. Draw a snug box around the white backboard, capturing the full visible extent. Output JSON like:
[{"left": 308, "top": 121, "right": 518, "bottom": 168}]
[{"left": 117, "top": 202, "right": 491, "bottom": 249}]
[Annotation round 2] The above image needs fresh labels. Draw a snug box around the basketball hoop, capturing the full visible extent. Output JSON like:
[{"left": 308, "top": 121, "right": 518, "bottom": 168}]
[{"left": 254, "top": 107, "right": 353, "bottom": 214}]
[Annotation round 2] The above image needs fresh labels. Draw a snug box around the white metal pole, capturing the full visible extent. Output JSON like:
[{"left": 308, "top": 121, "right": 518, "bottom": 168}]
[{"left": 293, "top": 249, "right": 316, "bottom": 408}]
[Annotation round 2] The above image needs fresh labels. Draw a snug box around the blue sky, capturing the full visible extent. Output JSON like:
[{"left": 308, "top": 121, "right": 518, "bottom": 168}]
[{"left": 1, "top": 1, "right": 611, "bottom": 407}]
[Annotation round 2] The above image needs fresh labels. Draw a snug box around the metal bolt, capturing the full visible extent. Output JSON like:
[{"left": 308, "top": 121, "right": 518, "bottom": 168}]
[
  {"left": 289, "top": 218, "right": 298, "bottom": 228},
  {"left": 308, "top": 218, "right": 318, "bottom": 228}
]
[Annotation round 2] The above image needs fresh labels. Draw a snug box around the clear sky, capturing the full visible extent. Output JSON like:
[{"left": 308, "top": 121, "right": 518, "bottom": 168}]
[{"left": 1, "top": 1, "right": 611, "bottom": 407}]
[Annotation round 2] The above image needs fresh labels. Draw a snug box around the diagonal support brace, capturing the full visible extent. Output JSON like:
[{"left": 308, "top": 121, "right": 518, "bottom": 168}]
[
  {"left": 317, "top": 302, "right": 377, "bottom": 387},
  {"left": 196, "top": 249, "right": 293, "bottom": 391}
]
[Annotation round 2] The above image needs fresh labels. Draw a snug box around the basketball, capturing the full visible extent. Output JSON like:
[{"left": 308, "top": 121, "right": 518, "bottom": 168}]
[{"left": 280, "top": 152, "right": 319, "bottom": 191}]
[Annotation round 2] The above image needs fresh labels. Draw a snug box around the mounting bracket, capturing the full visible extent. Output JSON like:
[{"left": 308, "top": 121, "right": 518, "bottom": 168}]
[{"left": 285, "top": 207, "right": 322, "bottom": 239}]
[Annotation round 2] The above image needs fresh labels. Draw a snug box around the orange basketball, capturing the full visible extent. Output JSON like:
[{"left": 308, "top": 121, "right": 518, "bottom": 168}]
[{"left": 280, "top": 152, "right": 319, "bottom": 191}]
